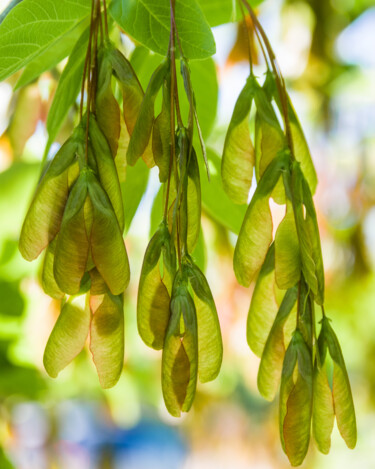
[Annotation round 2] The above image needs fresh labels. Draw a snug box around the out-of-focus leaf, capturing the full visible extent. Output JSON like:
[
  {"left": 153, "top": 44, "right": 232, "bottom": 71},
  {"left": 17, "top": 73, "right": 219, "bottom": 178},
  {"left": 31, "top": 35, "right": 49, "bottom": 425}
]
[
  {"left": 41, "top": 238, "right": 64, "bottom": 300},
  {"left": 137, "top": 223, "right": 171, "bottom": 350},
  {"left": 89, "top": 116, "right": 124, "bottom": 231},
  {"left": 54, "top": 171, "right": 89, "bottom": 295},
  {"left": 197, "top": 0, "right": 264, "bottom": 26},
  {"left": 19, "top": 130, "right": 83, "bottom": 261},
  {"left": 110, "top": 0, "right": 216, "bottom": 60},
  {"left": 0, "top": 0, "right": 91, "bottom": 82},
  {"left": 43, "top": 296, "right": 90, "bottom": 378},
  {"left": 162, "top": 275, "right": 198, "bottom": 417},
  {"left": 247, "top": 244, "right": 278, "bottom": 357},
  {"left": 127, "top": 60, "right": 168, "bottom": 166},
  {"left": 90, "top": 272, "right": 124, "bottom": 389},
  {"left": 275, "top": 200, "right": 301, "bottom": 289},
  {"left": 87, "top": 172, "right": 130, "bottom": 295},
  {"left": 258, "top": 286, "right": 298, "bottom": 400},
  {"left": 222, "top": 76, "right": 256, "bottom": 204},
  {"left": 185, "top": 258, "right": 222, "bottom": 383},
  {"left": 15, "top": 19, "right": 88, "bottom": 89},
  {"left": 121, "top": 157, "right": 149, "bottom": 233},
  {"left": 0, "top": 279, "right": 24, "bottom": 317},
  {"left": 46, "top": 27, "right": 89, "bottom": 146},
  {"left": 280, "top": 330, "right": 313, "bottom": 467},
  {"left": 234, "top": 151, "right": 289, "bottom": 287}
]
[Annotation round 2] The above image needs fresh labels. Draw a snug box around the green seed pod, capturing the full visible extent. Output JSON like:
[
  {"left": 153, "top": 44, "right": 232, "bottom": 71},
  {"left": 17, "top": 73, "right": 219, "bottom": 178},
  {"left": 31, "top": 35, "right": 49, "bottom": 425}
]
[
  {"left": 234, "top": 151, "right": 289, "bottom": 287},
  {"left": 162, "top": 271, "right": 198, "bottom": 417},
  {"left": 279, "top": 330, "right": 313, "bottom": 467},
  {"left": 96, "top": 47, "right": 121, "bottom": 157},
  {"left": 127, "top": 60, "right": 169, "bottom": 166},
  {"left": 43, "top": 295, "right": 90, "bottom": 378},
  {"left": 89, "top": 115, "right": 125, "bottom": 232},
  {"left": 184, "top": 257, "right": 223, "bottom": 383},
  {"left": 257, "top": 286, "right": 297, "bottom": 401},
  {"left": 89, "top": 269, "right": 124, "bottom": 389},
  {"left": 222, "top": 75, "right": 256, "bottom": 205},
  {"left": 19, "top": 125, "right": 84, "bottom": 261},
  {"left": 137, "top": 222, "right": 175, "bottom": 350}
]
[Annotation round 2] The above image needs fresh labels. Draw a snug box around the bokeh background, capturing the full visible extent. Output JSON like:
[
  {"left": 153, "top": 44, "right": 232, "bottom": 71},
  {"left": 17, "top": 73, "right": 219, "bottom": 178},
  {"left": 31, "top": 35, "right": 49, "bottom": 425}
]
[{"left": 0, "top": 0, "right": 375, "bottom": 467}]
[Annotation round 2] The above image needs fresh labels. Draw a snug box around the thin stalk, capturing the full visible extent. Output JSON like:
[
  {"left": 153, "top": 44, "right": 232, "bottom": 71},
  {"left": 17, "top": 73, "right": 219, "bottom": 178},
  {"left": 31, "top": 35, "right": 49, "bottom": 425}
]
[
  {"left": 239, "top": 1, "right": 253, "bottom": 75},
  {"left": 102, "top": 0, "right": 109, "bottom": 37},
  {"left": 241, "top": 0, "right": 294, "bottom": 157},
  {"left": 79, "top": 0, "right": 96, "bottom": 119}
]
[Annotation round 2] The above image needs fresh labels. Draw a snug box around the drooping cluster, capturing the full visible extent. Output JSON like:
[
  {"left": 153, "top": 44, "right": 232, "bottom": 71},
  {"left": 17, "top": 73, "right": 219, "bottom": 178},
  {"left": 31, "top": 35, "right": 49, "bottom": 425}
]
[
  {"left": 128, "top": 24, "right": 223, "bottom": 416},
  {"left": 19, "top": 5, "right": 149, "bottom": 388},
  {"left": 222, "top": 1, "right": 356, "bottom": 465}
]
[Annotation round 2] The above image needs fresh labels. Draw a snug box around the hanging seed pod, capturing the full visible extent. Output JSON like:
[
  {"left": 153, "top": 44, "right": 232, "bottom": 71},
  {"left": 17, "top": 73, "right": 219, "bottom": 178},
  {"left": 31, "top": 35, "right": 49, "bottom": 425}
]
[
  {"left": 41, "top": 238, "right": 64, "bottom": 300},
  {"left": 184, "top": 256, "right": 223, "bottom": 382},
  {"left": 316, "top": 317, "right": 357, "bottom": 449},
  {"left": 257, "top": 286, "right": 297, "bottom": 401},
  {"left": 19, "top": 125, "right": 85, "bottom": 261},
  {"left": 279, "top": 330, "right": 313, "bottom": 467},
  {"left": 137, "top": 221, "right": 176, "bottom": 350},
  {"left": 153, "top": 73, "right": 172, "bottom": 183},
  {"left": 234, "top": 151, "right": 289, "bottom": 287},
  {"left": 43, "top": 295, "right": 90, "bottom": 378},
  {"left": 222, "top": 75, "right": 256, "bottom": 205},
  {"left": 127, "top": 60, "right": 170, "bottom": 166},
  {"left": 88, "top": 115, "right": 125, "bottom": 231},
  {"left": 95, "top": 46, "right": 121, "bottom": 158},
  {"left": 89, "top": 269, "right": 124, "bottom": 389},
  {"left": 162, "top": 270, "right": 198, "bottom": 417}
]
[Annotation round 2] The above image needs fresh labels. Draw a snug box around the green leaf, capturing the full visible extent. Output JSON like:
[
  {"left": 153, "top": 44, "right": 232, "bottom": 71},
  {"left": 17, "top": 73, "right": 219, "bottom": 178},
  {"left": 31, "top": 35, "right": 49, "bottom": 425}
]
[
  {"left": 0, "top": 0, "right": 91, "bottom": 82},
  {"left": 43, "top": 296, "right": 90, "bottom": 378},
  {"left": 53, "top": 171, "right": 89, "bottom": 295},
  {"left": 280, "top": 331, "right": 313, "bottom": 467},
  {"left": 197, "top": 0, "right": 264, "bottom": 26},
  {"left": 89, "top": 116, "right": 124, "bottom": 232},
  {"left": 258, "top": 286, "right": 298, "bottom": 401},
  {"left": 46, "top": 27, "right": 89, "bottom": 146},
  {"left": 247, "top": 244, "right": 278, "bottom": 357},
  {"left": 162, "top": 275, "right": 198, "bottom": 417},
  {"left": 322, "top": 318, "right": 357, "bottom": 449},
  {"left": 312, "top": 357, "right": 335, "bottom": 454},
  {"left": 87, "top": 172, "right": 130, "bottom": 295},
  {"left": 110, "top": 0, "right": 216, "bottom": 60},
  {"left": 127, "top": 60, "right": 169, "bottom": 166},
  {"left": 222, "top": 77, "right": 256, "bottom": 205},
  {"left": 121, "top": 157, "right": 150, "bottom": 233},
  {"left": 15, "top": 18, "right": 88, "bottom": 89},
  {"left": 137, "top": 224, "right": 171, "bottom": 350},
  {"left": 89, "top": 275, "right": 124, "bottom": 389},
  {"left": 200, "top": 149, "right": 247, "bottom": 234},
  {"left": 274, "top": 200, "right": 301, "bottom": 289},
  {"left": 234, "top": 151, "right": 289, "bottom": 287},
  {"left": 185, "top": 258, "right": 222, "bottom": 382},
  {"left": 19, "top": 129, "right": 84, "bottom": 261}
]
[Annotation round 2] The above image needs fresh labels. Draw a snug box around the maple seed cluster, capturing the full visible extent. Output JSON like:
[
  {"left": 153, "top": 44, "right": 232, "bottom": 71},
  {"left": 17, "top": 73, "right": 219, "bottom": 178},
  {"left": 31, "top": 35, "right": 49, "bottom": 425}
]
[
  {"left": 221, "top": 1, "right": 356, "bottom": 465},
  {"left": 18, "top": 0, "right": 357, "bottom": 465}
]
